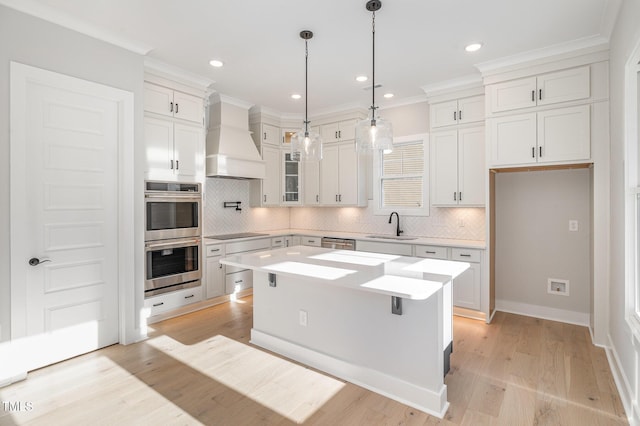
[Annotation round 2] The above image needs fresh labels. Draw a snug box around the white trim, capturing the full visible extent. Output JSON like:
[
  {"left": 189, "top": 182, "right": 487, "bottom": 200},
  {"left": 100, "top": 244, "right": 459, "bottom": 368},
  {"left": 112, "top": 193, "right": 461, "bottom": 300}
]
[
  {"left": 495, "top": 299, "right": 590, "bottom": 326},
  {"left": 421, "top": 74, "right": 483, "bottom": 99},
  {"left": 372, "top": 134, "right": 430, "bottom": 217},
  {"left": 606, "top": 334, "right": 637, "bottom": 425},
  {"left": 144, "top": 57, "right": 215, "bottom": 93},
  {"left": 0, "top": 0, "right": 152, "bottom": 55},
  {"left": 250, "top": 329, "right": 449, "bottom": 419}
]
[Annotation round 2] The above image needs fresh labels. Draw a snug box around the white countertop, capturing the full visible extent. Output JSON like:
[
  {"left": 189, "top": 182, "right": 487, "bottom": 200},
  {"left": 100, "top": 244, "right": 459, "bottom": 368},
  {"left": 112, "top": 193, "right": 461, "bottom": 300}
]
[
  {"left": 220, "top": 245, "right": 469, "bottom": 300},
  {"left": 205, "top": 228, "right": 486, "bottom": 249}
]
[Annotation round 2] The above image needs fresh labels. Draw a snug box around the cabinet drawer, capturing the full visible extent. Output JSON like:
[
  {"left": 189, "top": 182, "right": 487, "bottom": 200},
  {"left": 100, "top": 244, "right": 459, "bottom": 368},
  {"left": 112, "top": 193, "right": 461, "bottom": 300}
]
[
  {"left": 451, "top": 248, "right": 481, "bottom": 263},
  {"left": 226, "top": 270, "right": 253, "bottom": 294},
  {"left": 271, "top": 237, "right": 285, "bottom": 247},
  {"left": 226, "top": 238, "right": 271, "bottom": 254},
  {"left": 415, "top": 245, "right": 448, "bottom": 259},
  {"left": 205, "top": 244, "right": 223, "bottom": 257},
  {"left": 356, "top": 240, "right": 413, "bottom": 256},
  {"left": 301, "top": 236, "right": 321, "bottom": 247},
  {"left": 144, "top": 286, "right": 202, "bottom": 316}
]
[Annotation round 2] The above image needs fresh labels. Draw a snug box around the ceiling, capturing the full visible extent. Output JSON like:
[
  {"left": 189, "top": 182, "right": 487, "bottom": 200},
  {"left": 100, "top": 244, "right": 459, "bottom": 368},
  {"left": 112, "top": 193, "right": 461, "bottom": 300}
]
[{"left": 8, "top": 0, "right": 618, "bottom": 115}]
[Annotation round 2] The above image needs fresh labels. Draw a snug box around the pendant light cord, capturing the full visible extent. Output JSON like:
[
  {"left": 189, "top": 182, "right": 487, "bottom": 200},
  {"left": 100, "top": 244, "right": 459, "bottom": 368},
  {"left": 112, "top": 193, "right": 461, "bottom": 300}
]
[
  {"left": 304, "top": 38, "right": 309, "bottom": 136},
  {"left": 371, "top": 9, "right": 376, "bottom": 122}
]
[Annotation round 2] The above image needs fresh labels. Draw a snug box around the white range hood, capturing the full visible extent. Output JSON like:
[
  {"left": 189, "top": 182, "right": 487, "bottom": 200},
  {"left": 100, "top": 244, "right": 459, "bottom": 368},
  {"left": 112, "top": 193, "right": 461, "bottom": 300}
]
[{"left": 206, "top": 94, "right": 266, "bottom": 179}]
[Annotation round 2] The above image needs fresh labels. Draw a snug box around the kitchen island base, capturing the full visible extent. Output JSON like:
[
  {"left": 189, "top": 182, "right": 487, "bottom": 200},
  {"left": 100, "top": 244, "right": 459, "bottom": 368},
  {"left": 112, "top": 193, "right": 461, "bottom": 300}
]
[{"left": 250, "top": 270, "right": 449, "bottom": 418}]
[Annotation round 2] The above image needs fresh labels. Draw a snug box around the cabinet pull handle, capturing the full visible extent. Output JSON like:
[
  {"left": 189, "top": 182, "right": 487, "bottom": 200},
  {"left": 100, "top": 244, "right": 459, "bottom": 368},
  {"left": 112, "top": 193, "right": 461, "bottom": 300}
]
[
  {"left": 264, "top": 195, "right": 267, "bottom": 202},
  {"left": 532, "top": 147, "right": 535, "bottom": 158},
  {"left": 235, "top": 279, "right": 244, "bottom": 284},
  {"left": 210, "top": 248, "right": 220, "bottom": 252},
  {"left": 153, "top": 302, "right": 164, "bottom": 307},
  {"left": 307, "top": 240, "right": 314, "bottom": 243},
  {"left": 219, "top": 264, "right": 223, "bottom": 269},
  {"left": 184, "top": 294, "right": 194, "bottom": 299},
  {"left": 335, "top": 131, "right": 338, "bottom": 139},
  {"left": 459, "top": 192, "right": 462, "bottom": 201},
  {"left": 170, "top": 102, "right": 173, "bottom": 112},
  {"left": 339, "top": 194, "right": 342, "bottom": 202},
  {"left": 531, "top": 90, "right": 535, "bottom": 102},
  {"left": 425, "top": 251, "right": 436, "bottom": 254},
  {"left": 453, "top": 111, "right": 457, "bottom": 121},
  {"left": 454, "top": 192, "right": 457, "bottom": 201},
  {"left": 459, "top": 110, "right": 462, "bottom": 120},
  {"left": 170, "top": 159, "right": 174, "bottom": 169},
  {"left": 316, "top": 194, "right": 319, "bottom": 202},
  {"left": 539, "top": 146, "right": 542, "bottom": 157},
  {"left": 176, "top": 160, "right": 179, "bottom": 170},
  {"left": 338, "top": 130, "right": 341, "bottom": 138},
  {"left": 175, "top": 103, "right": 179, "bottom": 113},
  {"left": 460, "top": 254, "right": 471, "bottom": 257},
  {"left": 539, "top": 89, "right": 542, "bottom": 101},
  {"left": 335, "top": 194, "right": 338, "bottom": 202}
]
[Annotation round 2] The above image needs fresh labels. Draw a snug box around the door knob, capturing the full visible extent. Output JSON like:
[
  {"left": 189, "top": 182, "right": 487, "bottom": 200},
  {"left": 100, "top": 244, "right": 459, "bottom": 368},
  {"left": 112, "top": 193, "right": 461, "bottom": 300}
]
[{"left": 28, "top": 257, "right": 51, "bottom": 266}]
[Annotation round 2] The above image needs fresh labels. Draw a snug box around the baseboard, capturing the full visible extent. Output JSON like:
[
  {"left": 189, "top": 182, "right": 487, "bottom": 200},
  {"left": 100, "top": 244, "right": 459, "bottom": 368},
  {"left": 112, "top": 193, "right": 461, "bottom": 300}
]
[
  {"left": 606, "top": 334, "right": 637, "bottom": 425},
  {"left": 453, "top": 306, "right": 486, "bottom": 321},
  {"left": 251, "top": 329, "right": 449, "bottom": 419},
  {"left": 495, "top": 299, "right": 590, "bottom": 326}
]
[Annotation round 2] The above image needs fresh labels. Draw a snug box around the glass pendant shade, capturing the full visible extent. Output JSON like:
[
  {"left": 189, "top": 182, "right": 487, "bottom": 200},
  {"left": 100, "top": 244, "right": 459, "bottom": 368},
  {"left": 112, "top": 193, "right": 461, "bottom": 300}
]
[
  {"left": 355, "top": 111, "right": 393, "bottom": 153},
  {"left": 291, "top": 128, "right": 322, "bottom": 162}
]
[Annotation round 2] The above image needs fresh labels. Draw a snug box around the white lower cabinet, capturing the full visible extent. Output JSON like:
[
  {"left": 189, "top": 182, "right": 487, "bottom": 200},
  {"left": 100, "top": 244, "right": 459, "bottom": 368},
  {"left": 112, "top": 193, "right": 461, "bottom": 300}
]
[
  {"left": 415, "top": 245, "right": 482, "bottom": 311},
  {"left": 356, "top": 240, "right": 413, "bottom": 256},
  {"left": 225, "top": 269, "right": 253, "bottom": 294},
  {"left": 205, "top": 244, "right": 224, "bottom": 299},
  {"left": 320, "top": 142, "right": 365, "bottom": 206},
  {"left": 300, "top": 236, "right": 321, "bottom": 247}
]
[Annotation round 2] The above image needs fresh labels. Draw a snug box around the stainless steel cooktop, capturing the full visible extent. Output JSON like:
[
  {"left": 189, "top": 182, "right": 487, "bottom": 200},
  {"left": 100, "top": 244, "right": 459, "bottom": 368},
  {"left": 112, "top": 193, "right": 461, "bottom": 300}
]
[{"left": 204, "top": 232, "right": 269, "bottom": 240}]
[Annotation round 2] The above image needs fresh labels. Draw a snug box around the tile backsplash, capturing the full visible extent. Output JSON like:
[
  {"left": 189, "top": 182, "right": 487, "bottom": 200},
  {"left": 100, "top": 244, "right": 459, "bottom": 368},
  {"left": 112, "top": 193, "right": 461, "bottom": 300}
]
[{"left": 203, "top": 178, "right": 485, "bottom": 240}]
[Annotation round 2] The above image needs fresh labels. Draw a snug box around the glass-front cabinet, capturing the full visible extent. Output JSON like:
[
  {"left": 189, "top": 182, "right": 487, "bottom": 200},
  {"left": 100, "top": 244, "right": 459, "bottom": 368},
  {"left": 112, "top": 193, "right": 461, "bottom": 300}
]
[{"left": 282, "top": 151, "right": 301, "bottom": 204}]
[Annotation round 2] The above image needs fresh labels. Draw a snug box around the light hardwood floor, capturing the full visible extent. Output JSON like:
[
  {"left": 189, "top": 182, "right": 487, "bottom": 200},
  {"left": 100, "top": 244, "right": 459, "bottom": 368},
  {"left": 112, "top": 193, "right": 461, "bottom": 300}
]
[{"left": 0, "top": 296, "right": 628, "bottom": 425}]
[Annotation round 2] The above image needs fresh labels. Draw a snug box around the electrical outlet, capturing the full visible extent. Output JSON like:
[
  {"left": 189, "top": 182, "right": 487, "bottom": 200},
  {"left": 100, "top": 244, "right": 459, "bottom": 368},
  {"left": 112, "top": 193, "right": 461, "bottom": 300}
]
[
  {"left": 569, "top": 220, "right": 579, "bottom": 232},
  {"left": 458, "top": 219, "right": 465, "bottom": 227},
  {"left": 299, "top": 310, "right": 308, "bottom": 327}
]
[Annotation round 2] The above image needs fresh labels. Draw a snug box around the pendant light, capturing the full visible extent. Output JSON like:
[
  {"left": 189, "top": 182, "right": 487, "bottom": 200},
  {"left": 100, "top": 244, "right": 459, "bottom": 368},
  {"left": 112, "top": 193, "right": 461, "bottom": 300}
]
[
  {"left": 356, "top": 0, "right": 393, "bottom": 153},
  {"left": 291, "top": 30, "right": 322, "bottom": 162}
]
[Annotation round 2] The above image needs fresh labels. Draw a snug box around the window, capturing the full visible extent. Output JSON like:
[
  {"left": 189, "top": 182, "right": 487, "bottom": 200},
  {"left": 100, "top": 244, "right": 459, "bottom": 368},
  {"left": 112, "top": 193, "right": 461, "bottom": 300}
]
[{"left": 373, "top": 134, "right": 429, "bottom": 216}]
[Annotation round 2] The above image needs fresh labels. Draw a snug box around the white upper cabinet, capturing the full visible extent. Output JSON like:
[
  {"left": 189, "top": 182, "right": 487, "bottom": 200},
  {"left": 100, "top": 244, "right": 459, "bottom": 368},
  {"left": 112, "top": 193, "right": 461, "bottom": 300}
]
[
  {"left": 320, "top": 119, "right": 358, "bottom": 142},
  {"left": 144, "top": 117, "right": 203, "bottom": 178},
  {"left": 488, "top": 104, "right": 590, "bottom": 167},
  {"left": 303, "top": 160, "right": 320, "bottom": 205},
  {"left": 144, "top": 82, "right": 203, "bottom": 124},
  {"left": 319, "top": 141, "right": 365, "bottom": 206},
  {"left": 430, "top": 95, "right": 485, "bottom": 128},
  {"left": 251, "top": 145, "right": 280, "bottom": 206},
  {"left": 431, "top": 126, "right": 485, "bottom": 206},
  {"left": 488, "top": 66, "right": 590, "bottom": 114},
  {"left": 282, "top": 150, "right": 301, "bottom": 205},
  {"left": 261, "top": 123, "right": 280, "bottom": 146}
]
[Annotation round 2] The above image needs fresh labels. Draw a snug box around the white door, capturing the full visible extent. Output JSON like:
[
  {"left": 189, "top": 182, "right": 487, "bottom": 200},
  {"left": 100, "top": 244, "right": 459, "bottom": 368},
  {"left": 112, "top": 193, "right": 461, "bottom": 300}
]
[
  {"left": 174, "top": 123, "right": 203, "bottom": 178},
  {"left": 338, "top": 142, "right": 358, "bottom": 204},
  {"left": 488, "top": 112, "right": 537, "bottom": 166},
  {"left": 320, "top": 144, "right": 339, "bottom": 204},
  {"left": 458, "top": 126, "right": 485, "bottom": 206},
  {"left": 10, "top": 63, "right": 121, "bottom": 373},
  {"left": 537, "top": 105, "right": 591, "bottom": 163},
  {"left": 262, "top": 145, "right": 281, "bottom": 205},
  {"left": 144, "top": 116, "right": 173, "bottom": 175},
  {"left": 431, "top": 130, "right": 459, "bottom": 205}
]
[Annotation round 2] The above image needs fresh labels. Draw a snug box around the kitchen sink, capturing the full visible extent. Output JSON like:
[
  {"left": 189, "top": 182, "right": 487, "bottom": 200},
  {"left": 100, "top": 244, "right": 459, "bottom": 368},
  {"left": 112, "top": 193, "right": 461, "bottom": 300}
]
[{"left": 366, "top": 235, "right": 418, "bottom": 240}]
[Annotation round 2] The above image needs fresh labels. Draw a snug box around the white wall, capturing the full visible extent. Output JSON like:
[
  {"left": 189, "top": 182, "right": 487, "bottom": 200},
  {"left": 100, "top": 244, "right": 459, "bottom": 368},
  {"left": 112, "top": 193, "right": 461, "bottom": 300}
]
[
  {"left": 0, "top": 6, "right": 145, "bottom": 343},
  {"left": 608, "top": 0, "right": 640, "bottom": 423},
  {"left": 494, "top": 169, "right": 591, "bottom": 323}
]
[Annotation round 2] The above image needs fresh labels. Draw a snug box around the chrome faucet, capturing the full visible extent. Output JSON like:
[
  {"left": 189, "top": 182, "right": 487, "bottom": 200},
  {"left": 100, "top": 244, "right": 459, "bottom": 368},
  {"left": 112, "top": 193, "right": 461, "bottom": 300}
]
[{"left": 388, "top": 211, "right": 403, "bottom": 237}]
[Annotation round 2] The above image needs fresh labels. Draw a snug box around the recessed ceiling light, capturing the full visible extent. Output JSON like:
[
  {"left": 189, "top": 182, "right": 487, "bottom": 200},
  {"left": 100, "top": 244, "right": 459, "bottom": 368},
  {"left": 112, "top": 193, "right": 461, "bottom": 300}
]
[
  {"left": 291, "top": 93, "right": 302, "bottom": 100},
  {"left": 383, "top": 93, "right": 394, "bottom": 98},
  {"left": 356, "top": 75, "right": 368, "bottom": 82},
  {"left": 464, "top": 43, "right": 483, "bottom": 53},
  {"left": 209, "top": 59, "right": 224, "bottom": 67}
]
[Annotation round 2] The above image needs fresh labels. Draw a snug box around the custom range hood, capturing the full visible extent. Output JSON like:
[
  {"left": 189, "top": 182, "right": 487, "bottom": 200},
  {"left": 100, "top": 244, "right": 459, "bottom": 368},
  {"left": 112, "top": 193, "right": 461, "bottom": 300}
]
[{"left": 206, "top": 94, "right": 266, "bottom": 179}]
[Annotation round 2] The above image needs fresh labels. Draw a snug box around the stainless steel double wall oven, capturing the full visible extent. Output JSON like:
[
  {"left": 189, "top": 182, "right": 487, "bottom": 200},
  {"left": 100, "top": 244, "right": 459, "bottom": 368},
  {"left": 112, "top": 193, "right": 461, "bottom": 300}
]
[{"left": 144, "top": 181, "right": 202, "bottom": 297}]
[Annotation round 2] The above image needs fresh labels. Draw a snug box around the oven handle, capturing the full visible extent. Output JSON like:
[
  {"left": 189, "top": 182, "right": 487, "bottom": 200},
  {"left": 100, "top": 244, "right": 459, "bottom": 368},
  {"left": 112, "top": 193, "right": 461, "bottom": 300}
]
[
  {"left": 144, "top": 194, "right": 201, "bottom": 201},
  {"left": 145, "top": 239, "right": 200, "bottom": 249}
]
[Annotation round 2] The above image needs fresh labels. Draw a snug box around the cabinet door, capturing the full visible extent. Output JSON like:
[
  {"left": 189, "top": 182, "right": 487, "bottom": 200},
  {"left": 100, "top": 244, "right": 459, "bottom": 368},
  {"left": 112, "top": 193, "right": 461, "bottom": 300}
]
[
  {"left": 458, "top": 127, "right": 485, "bottom": 206},
  {"left": 281, "top": 128, "right": 297, "bottom": 146},
  {"left": 144, "top": 83, "right": 173, "bottom": 118},
  {"left": 303, "top": 160, "right": 320, "bottom": 205},
  {"left": 320, "top": 144, "right": 340, "bottom": 204},
  {"left": 320, "top": 123, "right": 340, "bottom": 142},
  {"left": 488, "top": 113, "right": 537, "bottom": 166},
  {"left": 206, "top": 256, "right": 224, "bottom": 299},
  {"left": 338, "top": 119, "right": 358, "bottom": 140},
  {"left": 337, "top": 142, "right": 359, "bottom": 204},
  {"left": 537, "top": 105, "right": 590, "bottom": 164},
  {"left": 453, "top": 262, "right": 481, "bottom": 310},
  {"left": 173, "top": 123, "right": 203, "bottom": 178},
  {"left": 458, "top": 96, "right": 485, "bottom": 124},
  {"left": 488, "top": 77, "right": 537, "bottom": 113},
  {"left": 262, "top": 145, "right": 281, "bottom": 205},
  {"left": 144, "top": 116, "right": 174, "bottom": 174},
  {"left": 431, "top": 130, "right": 459, "bottom": 205},
  {"left": 537, "top": 66, "right": 590, "bottom": 106},
  {"left": 282, "top": 151, "right": 301, "bottom": 204},
  {"left": 173, "top": 91, "right": 203, "bottom": 124},
  {"left": 430, "top": 100, "right": 458, "bottom": 128},
  {"left": 261, "top": 124, "right": 280, "bottom": 146}
]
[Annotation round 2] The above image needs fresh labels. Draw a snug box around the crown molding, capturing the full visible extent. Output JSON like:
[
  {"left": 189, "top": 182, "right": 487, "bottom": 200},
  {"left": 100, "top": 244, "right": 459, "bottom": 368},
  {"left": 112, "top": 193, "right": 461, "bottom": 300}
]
[
  {"left": 378, "top": 94, "right": 429, "bottom": 110},
  {"left": 210, "top": 93, "right": 254, "bottom": 110},
  {"left": 144, "top": 57, "right": 214, "bottom": 92},
  {"left": 0, "top": 0, "right": 153, "bottom": 55},
  {"left": 475, "top": 35, "right": 610, "bottom": 76},
  {"left": 421, "top": 75, "right": 483, "bottom": 99}
]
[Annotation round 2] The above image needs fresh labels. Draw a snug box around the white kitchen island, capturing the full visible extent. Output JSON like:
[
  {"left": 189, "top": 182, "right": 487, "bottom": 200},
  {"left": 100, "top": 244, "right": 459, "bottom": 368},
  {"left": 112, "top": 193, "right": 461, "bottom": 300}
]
[{"left": 220, "top": 246, "right": 469, "bottom": 418}]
